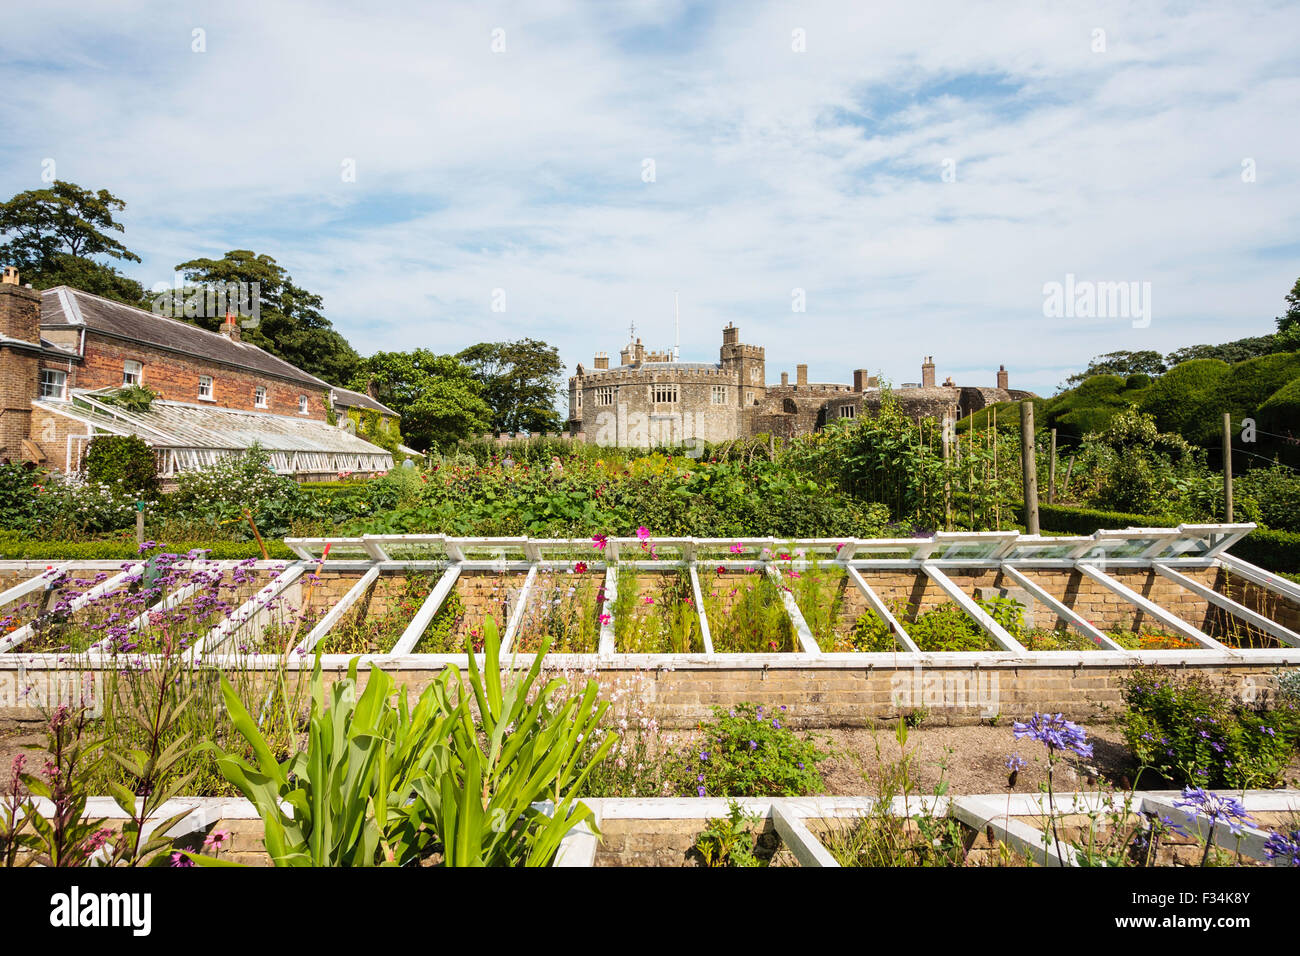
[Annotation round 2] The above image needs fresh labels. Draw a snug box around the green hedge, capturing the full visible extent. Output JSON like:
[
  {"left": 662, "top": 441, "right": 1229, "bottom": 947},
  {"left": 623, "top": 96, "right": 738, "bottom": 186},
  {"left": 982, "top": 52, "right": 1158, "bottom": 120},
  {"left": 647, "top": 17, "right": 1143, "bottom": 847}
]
[{"left": 0, "top": 539, "right": 295, "bottom": 561}]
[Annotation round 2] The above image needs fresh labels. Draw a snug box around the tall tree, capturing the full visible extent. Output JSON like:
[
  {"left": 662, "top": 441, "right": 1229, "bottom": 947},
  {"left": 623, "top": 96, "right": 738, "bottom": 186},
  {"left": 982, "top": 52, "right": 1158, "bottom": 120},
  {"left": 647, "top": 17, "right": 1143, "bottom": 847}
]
[
  {"left": 163, "top": 250, "right": 361, "bottom": 384},
  {"left": 0, "top": 181, "right": 147, "bottom": 306},
  {"left": 457, "top": 338, "right": 564, "bottom": 433},
  {"left": 1276, "top": 276, "right": 1300, "bottom": 350},
  {"left": 351, "top": 350, "right": 493, "bottom": 451}
]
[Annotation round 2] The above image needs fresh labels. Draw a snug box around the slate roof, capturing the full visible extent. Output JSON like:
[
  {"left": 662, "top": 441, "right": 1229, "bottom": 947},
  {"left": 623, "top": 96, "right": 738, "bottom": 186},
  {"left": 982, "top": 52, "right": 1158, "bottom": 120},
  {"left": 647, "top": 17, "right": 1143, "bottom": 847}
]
[
  {"left": 330, "top": 385, "right": 399, "bottom": 418},
  {"left": 40, "top": 287, "right": 331, "bottom": 390}
]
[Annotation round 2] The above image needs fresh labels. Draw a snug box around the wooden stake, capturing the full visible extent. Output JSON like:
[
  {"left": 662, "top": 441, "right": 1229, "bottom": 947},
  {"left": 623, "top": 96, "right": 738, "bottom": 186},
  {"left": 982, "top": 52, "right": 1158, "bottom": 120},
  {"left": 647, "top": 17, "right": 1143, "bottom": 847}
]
[
  {"left": 1223, "top": 412, "right": 1234, "bottom": 522},
  {"left": 1048, "top": 428, "right": 1057, "bottom": 505},
  {"left": 1021, "top": 402, "right": 1039, "bottom": 535}
]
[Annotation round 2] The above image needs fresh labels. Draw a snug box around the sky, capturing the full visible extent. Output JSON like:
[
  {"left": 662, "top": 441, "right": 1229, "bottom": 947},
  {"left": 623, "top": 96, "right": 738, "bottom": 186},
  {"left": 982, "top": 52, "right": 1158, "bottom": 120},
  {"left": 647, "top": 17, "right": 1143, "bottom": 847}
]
[{"left": 2, "top": 0, "right": 1297, "bottom": 396}]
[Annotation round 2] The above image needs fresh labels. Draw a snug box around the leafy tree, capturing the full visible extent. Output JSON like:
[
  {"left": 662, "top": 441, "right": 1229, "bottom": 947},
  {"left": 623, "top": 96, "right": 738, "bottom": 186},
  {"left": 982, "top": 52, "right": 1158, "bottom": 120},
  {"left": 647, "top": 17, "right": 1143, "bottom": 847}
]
[
  {"left": 160, "top": 250, "right": 360, "bottom": 385},
  {"left": 1077, "top": 408, "right": 1205, "bottom": 515},
  {"left": 0, "top": 182, "right": 147, "bottom": 306},
  {"left": 84, "top": 435, "right": 158, "bottom": 497},
  {"left": 1166, "top": 335, "right": 1282, "bottom": 366},
  {"left": 457, "top": 338, "right": 564, "bottom": 434},
  {"left": 351, "top": 350, "right": 493, "bottom": 452},
  {"left": 1276, "top": 276, "right": 1300, "bottom": 350},
  {"left": 1064, "top": 350, "right": 1167, "bottom": 387}
]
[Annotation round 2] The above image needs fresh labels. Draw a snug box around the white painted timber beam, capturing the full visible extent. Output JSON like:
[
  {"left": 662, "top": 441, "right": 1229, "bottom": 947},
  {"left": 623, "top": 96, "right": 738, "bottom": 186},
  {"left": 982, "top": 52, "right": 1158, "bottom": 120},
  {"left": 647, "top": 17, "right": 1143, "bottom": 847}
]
[
  {"left": 1074, "top": 562, "right": 1227, "bottom": 652},
  {"left": 597, "top": 566, "right": 617, "bottom": 656},
  {"left": 765, "top": 566, "right": 820, "bottom": 654},
  {"left": 499, "top": 564, "right": 537, "bottom": 655},
  {"left": 999, "top": 564, "right": 1123, "bottom": 651},
  {"left": 295, "top": 566, "right": 381, "bottom": 655},
  {"left": 688, "top": 565, "right": 714, "bottom": 655},
  {"left": 920, "top": 563, "right": 1025, "bottom": 654},
  {"left": 89, "top": 560, "right": 238, "bottom": 653},
  {"left": 1154, "top": 564, "right": 1300, "bottom": 649},
  {"left": 1215, "top": 553, "right": 1300, "bottom": 605},
  {"left": 0, "top": 562, "right": 144, "bottom": 653},
  {"left": 770, "top": 802, "right": 839, "bottom": 867},
  {"left": 196, "top": 564, "right": 305, "bottom": 657},
  {"left": 1140, "top": 795, "right": 1278, "bottom": 864},
  {"left": 391, "top": 566, "right": 462, "bottom": 656},
  {"left": 846, "top": 567, "right": 919, "bottom": 653},
  {"left": 0, "top": 567, "right": 69, "bottom": 610},
  {"left": 950, "top": 796, "right": 1082, "bottom": 867}
]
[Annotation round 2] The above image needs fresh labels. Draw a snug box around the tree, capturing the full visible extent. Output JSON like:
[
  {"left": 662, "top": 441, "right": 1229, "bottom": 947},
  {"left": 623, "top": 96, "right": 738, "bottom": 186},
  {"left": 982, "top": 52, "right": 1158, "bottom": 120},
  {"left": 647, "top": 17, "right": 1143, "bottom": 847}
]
[
  {"left": 1064, "top": 350, "right": 1167, "bottom": 387},
  {"left": 351, "top": 350, "right": 493, "bottom": 452},
  {"left": 1165, "top": 335, "right": 1282, "bottom": 366},
  {"left": 457, "top": 338, "right": 564, "bottom": 434},
  {"left": 1276, "top": 276, "right": 1300, "bottom": 350},
  {"left": 160, "top": 250, "right": 361, "bottom": 384},
  {"left": 0, "top": 182, "right": 147, "bottom": 306}
]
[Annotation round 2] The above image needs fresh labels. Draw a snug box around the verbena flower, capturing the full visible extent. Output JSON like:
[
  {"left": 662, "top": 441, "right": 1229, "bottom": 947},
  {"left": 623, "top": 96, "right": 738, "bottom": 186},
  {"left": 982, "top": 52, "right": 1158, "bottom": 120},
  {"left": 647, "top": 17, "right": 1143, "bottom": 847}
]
[{"left": 1012, "top": 712, "right": 1094, "bottom": 758}]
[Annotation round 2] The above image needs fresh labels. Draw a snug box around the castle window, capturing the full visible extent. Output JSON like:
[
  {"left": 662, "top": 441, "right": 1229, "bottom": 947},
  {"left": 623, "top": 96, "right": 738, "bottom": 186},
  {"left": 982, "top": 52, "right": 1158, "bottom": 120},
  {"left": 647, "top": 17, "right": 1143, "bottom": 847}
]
[
  {"left": 122, "top": 360, "right": 143, "bottom": 387},
  {"left": 651, "top": 384, "right": 678, "bottom": 404},
  {"left": 575, "top": 389, "right": 582, "bottom": 409},
  {"left": 299, "top": 395, "right": 309, "bottom": 415},
  {"left": 255, "top": 386, "right": 267, "bottom": 408},
  {"left": 39, "top": 369, "right": 67, "bottom": 400},
  {"left": 838, "top": 405, "right": 856, "bottom": 419},
  {"left": 198, "top": 375, "right": 214, "bottom": 400},
  {"left": 711, "top": 385, "right": 727, "bottom": 405},
  {"left": 749, "top": 366, "right": 760, "bottom": 382},
  {"left": 596, "top": 386, "right": 615, "bottom": 406}
]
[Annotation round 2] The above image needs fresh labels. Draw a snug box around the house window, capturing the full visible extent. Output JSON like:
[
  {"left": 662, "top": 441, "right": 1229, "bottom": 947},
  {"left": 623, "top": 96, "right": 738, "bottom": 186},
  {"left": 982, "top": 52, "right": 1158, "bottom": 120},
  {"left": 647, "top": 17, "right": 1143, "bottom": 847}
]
[
  {"left": 255, "top": 386, "right": 267, "bottom": 408},
  {"left": 596, "top": 386, "right": 615, "bottom": 406},
  {"left": 39, "top": 369, "right": 67, "bottom": 400},
  {"left": 711, "top": 385, "right": 727, "bottom": 405},
  {"left": 651, "top": 384, "right": 678, "bottom": 404},
  {"left": 198, "top": 375, "right": 213, "bottom": 400},
  {"left": 838, "top": 405, "right": 856, "bottom": 419},
  {"left": 298, "top": 395, "right": 309, "bottom": 414},
  {"left": 123, "top": 360, "right": 143, "bottom": 386}
]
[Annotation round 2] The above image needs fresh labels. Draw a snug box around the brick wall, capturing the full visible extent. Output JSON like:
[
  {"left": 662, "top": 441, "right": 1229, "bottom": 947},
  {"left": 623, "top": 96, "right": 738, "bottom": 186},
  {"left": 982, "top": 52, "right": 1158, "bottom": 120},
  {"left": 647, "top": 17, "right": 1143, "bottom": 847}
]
[{"left": 43, "top": 331, "right": 328, "bottom": 420}]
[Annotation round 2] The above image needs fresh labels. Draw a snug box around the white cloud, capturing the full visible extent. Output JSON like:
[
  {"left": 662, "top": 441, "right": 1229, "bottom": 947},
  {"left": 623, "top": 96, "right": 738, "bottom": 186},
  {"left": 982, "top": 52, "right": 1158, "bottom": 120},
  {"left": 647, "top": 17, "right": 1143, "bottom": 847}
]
[{"left": 1, "top": 0, "right": 1296, "bottom": 395}]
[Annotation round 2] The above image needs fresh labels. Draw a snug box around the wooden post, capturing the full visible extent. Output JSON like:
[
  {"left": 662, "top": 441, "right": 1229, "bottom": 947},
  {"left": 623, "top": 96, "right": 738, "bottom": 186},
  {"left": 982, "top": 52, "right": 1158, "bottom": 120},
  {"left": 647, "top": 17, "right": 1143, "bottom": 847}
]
[
  {"left": 1021, "top": 402, "right": 1039, "bottom": 535},
  {"left": 1223, "top": 412, "right": 1234, "bottom": 522},
  {"left": 135, "top": 500, "right": 145, "bottom": 548},
  {"left": 941, "top": 416, "right": 952, "bottom": 531},
  {"left": 1048, "top": 428, "right": 1057, "bottom": 505}
]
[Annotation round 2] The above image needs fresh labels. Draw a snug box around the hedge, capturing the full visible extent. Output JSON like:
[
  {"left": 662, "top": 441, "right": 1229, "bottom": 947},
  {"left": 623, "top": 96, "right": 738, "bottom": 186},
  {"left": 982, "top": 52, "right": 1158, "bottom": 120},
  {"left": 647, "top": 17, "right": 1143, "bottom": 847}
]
[{"left": 0, "top": 539, "right": 295, "bottom": 561}]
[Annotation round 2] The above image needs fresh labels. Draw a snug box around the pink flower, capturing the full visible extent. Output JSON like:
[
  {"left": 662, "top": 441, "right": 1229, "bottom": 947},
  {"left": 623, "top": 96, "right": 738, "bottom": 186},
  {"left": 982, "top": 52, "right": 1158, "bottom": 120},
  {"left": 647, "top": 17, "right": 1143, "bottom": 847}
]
[
  {"left": 574, "top": 561, "right": 589, "bottom": 574},
  {"left": 592, "top": 534, "right": 608, "bottom": 550},
  {"left": 203, "top": 829, "right": 230, "bottom": 850},
  {"left": 636, "top": 526, "right": 650, "bottom": 541},
  {"left": 729, "top": 542, "right": 744, "bottom": 554},
  {"left": 643, "top": 596, "right": 655, "bottom": 605},
  {"left": 598, "top": 613, "right": 611, "bottom": 625}
]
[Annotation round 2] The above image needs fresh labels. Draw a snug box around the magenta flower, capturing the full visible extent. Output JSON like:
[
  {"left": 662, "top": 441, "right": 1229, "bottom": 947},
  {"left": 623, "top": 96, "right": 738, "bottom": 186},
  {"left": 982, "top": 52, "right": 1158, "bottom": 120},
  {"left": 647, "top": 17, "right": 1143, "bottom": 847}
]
[{"left": 636, "top": 526, "right": 650, "bottom": 541}]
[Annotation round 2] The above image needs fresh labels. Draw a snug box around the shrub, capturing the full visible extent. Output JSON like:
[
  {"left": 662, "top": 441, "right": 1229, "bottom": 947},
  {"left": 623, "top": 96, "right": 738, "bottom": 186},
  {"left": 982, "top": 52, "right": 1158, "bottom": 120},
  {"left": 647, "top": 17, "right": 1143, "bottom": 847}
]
[
  {"left": 1259, "top": 375, "right": 1300, "bottom": 437},
  {"left": 84, "top": 434, "right": 158, "bottom": 496},
  {"left": 1139, "top": 359, "right": 1230, "bottom": 446},
  {"left": 1122, "top": 667, "right": 1300, "bottom": 789},
  {"left": 667, "top": 703, "right": 827, "bottom": 797}
]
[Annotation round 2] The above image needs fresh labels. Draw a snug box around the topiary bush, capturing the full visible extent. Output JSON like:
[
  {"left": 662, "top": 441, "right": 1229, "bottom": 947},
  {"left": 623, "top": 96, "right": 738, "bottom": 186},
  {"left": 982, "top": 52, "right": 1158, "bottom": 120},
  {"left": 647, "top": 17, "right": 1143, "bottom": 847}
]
[
  {"left": 1139, "top": 358, "right": 1230, "bottom": 446},
  {"left": 84, "top": 434, "right": 158, "bottom": 496}
]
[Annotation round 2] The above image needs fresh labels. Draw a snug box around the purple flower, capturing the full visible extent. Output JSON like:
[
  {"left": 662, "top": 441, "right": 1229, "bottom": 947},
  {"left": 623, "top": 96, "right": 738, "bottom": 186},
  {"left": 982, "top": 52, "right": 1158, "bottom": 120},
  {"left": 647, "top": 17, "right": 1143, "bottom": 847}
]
[
  {"left": 1263, "top": 829, "right": 1300, "bottom": 867},
  {"left": 697, "top": 786, "right": 706, "bottom": 797},
  {"left": 1005, "top": 753, "right": 1027, "bottom": 773},
  {"left": 1174, "top": 787, "right": 1254, "bottom": 836},
  {"left": 1012, "top": 713, "right": 1093, "bottom": 759},
  {"left": 748, "top": 740, "right": 757, "bottom": 750}
]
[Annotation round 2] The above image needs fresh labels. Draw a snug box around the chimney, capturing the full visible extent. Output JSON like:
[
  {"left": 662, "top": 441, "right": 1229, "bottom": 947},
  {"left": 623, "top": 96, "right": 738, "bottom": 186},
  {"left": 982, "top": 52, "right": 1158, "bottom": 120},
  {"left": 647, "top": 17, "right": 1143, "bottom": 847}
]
[
  {"left": 722, "top": 323, "right": 740, "bottom": 346},
  {"left": 997, "top": 364, "right": 1009, "bottom": 390},
  {"left": 220, "top": 310, "right": 241, "bottom": 343},
  {"left": 1, "top": 266, "right": 18, "bottom": 286},
  {"left": 921, "top": 356, "right": 936, "bottom": 388},
  {"left": 796, "top": 364, "right": 808, "bottom": 387},
  {"left": 0, "top": 269, "right": 40, "bottom": 343},
  {"left": 853, "top": 369, "right": 872, "bottom": 391},
  {"left": 594, "top": 351, "right": 609, "bottom": 370},
  {"left": 780, "top": 371, "right": 789, "bottom": 386}
]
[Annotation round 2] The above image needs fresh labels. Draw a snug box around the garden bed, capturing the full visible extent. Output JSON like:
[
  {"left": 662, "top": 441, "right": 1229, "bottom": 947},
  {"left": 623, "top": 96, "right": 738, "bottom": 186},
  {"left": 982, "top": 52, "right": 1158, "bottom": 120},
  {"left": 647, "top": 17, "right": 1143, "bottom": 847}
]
[
  {"left": 513, "top": 568, "right": 604, "bottom": 654},
  {"left": 612, "top": 569, "right": 703, "bottom": 654},
  {"left": 699, "top": 567, "right": 800, "bottom": 653}
]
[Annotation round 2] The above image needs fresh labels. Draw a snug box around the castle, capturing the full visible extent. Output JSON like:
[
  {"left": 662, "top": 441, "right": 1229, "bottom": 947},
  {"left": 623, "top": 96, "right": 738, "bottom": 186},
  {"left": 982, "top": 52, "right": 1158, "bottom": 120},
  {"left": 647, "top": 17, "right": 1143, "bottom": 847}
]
[{"left": 567, "top": 324, "right": 1032, "bottom": 446}]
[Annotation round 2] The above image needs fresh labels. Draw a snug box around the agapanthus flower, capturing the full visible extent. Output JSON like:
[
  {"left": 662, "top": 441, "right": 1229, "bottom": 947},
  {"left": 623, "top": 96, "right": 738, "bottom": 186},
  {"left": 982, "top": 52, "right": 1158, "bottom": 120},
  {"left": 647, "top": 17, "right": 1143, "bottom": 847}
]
[
  {"left": 1263, "top": 829, "right": 1300, "bottom": 866},
  {"left": 1012, "top": 712, "right": 1094, "bottom": 758},
  {"left": 1173, "top": 787, "right": 1255, "bottom": 836}
]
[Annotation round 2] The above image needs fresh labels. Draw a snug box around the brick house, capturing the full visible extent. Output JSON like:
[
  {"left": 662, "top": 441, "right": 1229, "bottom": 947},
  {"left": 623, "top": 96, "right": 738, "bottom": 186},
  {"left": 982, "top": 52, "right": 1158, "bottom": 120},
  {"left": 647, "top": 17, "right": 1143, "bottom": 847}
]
[{"left": 0, "top": 267, "right": 394, "bottom": 480}]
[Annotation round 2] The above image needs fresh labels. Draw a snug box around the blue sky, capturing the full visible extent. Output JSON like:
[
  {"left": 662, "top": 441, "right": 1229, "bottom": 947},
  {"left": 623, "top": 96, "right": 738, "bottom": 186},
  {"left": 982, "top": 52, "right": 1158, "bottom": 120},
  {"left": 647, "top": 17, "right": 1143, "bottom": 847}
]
[{"left": 1, "top": 0, "right": 1298, "bottom": 395}]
